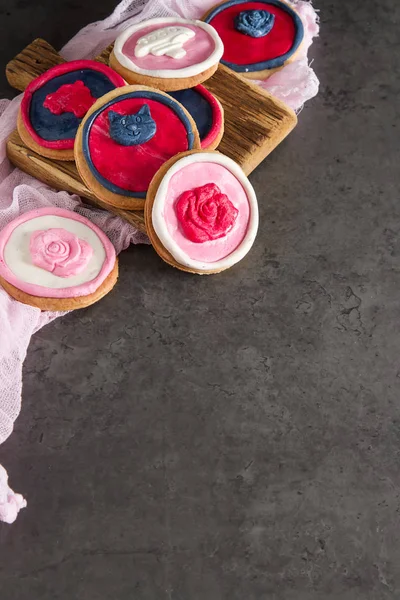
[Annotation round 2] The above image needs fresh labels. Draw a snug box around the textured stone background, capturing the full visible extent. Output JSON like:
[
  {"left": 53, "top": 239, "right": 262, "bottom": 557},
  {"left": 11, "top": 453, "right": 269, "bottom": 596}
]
[{"left": 1, "top": 1, "right": 400, "bottom": 598}]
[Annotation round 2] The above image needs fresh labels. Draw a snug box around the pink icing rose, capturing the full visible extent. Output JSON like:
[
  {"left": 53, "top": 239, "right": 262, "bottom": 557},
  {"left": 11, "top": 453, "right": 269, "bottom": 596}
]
[
  {"left": 29, "top": 228, "right": 93, "bottom": 277},
  {"left": 176, "top": 183, "right": 239, "bottom": 243}
]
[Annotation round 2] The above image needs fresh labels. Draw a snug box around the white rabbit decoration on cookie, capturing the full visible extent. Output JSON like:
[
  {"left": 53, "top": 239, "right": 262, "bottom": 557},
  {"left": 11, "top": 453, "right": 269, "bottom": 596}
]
[{"left": 134, "top": 26, "right": 196, "bottom": 60}]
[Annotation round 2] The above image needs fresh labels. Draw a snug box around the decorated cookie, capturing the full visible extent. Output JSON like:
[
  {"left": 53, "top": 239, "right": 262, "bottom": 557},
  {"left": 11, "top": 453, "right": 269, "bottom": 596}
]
[
  {"left": 0, "top": 208, "right": 118, "bottom": 310},
  {"left": 17, "top": 60, "right": 126, "bottom": 161},
  {"left": 145, "top": 151, "right": 259, "bottom": 274},
  {"left": 109, "top": 18, "right": 224, "bottom": 91},
  {"left": 75, "top": 86, "right": 201, "bottom": 211},
  {"left": 203, "top": 0, "right": 304, "bottom": 79},
  {"left": 169, "top": 85, "right": 224, "bottom": 150}
]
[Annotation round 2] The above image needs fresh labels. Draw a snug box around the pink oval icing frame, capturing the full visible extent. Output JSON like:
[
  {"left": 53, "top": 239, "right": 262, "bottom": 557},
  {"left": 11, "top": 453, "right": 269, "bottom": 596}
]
[
  {"left": 0, "top": 208, "right": 116, "bottom": 299},
  {"left": 20, "top": 60, "right": 125, "bottom": 151},
  {"left": 122, "top": 23, "right": 215, "bottom": 73},
  {"left": 164, "top": 162, "right": 250, "bottom": 263}
]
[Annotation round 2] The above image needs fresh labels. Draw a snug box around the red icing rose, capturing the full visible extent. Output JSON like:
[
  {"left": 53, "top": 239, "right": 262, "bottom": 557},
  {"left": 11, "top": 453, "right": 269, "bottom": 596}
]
[
  {"left": 176, "top": 183, "right": 238, "bottom": 243},
  {"left": 43, "top": 80, "right": 96, "bottom": 118}
]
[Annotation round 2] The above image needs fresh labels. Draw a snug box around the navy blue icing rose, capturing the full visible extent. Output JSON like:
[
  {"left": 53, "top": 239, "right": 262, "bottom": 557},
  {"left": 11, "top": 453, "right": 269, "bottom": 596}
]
[{"left": 234, "top": 9, "right": 275, "bottom": 38}]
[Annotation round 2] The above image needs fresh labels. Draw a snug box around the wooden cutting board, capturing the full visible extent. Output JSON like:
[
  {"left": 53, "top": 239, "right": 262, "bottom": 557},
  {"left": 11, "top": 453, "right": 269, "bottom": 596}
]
[{"left": 5, "top": 38, "right": 297, "bottom": 233}]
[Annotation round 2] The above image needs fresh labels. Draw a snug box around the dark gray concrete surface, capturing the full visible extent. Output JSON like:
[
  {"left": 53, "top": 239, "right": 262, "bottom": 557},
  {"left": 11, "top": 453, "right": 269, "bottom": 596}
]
[{"left": 1, "top": 0, "right": 400, "bottom": 598}]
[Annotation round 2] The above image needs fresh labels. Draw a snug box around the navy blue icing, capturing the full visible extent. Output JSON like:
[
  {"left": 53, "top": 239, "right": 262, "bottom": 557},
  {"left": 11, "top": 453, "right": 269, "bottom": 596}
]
[
  {"left": 82, "top": 90, "right": 196, "bottom": 199},
  {"left": 204, "top": 0, "right": 304, "bottom": 73},
  {"left": 108, "top": 105, "right": 157, "bottom": 146},
  {"left": 29, "top": 69, "right": 117, "bottom": 141},
  {"left": 169, "top": 88, "right": 214, "bottom": 141},
  {"left": 235, "top": 9, "right": 275, "bottom": 37}
]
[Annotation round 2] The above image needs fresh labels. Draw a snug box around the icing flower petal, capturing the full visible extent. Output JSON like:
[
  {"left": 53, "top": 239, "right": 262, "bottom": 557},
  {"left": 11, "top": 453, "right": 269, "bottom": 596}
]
[
  {"left": 235, "top": 9, "right": 275, "bottom": 38},
  {"left": 29, "top": 228, "right": 93, "bottom": 278},
  {"left": 176, "top": 183, "right": 238, "bottom": 243}
]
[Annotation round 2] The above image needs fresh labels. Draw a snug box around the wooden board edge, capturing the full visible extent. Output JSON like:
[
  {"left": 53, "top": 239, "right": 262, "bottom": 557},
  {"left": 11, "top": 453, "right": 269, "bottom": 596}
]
[{"left": 6, "top": 38, "right": 65, "bottom": 91}]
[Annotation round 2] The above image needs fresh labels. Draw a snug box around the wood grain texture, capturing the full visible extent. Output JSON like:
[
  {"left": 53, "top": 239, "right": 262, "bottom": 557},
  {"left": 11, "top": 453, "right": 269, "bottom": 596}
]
[
  {"left": 204, "top": 65, "right": 297, "bottom": 174},
  {"left": 6, "top": 38, "right": 65, "bottom": 91},
  {"left": 5, "top": 38, "right": 297, "bottom": 225}
]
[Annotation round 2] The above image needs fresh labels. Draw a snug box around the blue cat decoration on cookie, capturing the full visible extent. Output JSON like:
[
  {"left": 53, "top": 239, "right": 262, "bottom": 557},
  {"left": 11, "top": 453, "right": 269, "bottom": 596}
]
[
  {"left": 235, "top": 9, "right": 275, "bottom": 38},
  {"left": 108, "top": 104, "right": 157, "bottom": 146}
]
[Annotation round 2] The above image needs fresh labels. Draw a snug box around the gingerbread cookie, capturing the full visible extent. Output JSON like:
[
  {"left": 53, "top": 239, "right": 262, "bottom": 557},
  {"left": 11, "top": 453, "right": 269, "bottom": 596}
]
[
  {"left": 203, "top": 0, "right": 304, "bottom": 79},
  {"left": 18, "top": 60, "right": 125, "bottom": 161},
  {"left": 75, "top": 86, "right": 201, "bottom": 211},
  {"left": 145, "top": 151, "right": 259, "bottom": 274},
  {"left": 169, "top": 85, "right": 224, "bottom": 150},
  {"left": 0, "top": 208, "right": 118, "bottom": 310},
  {"left": 110, "top": 18, "right": 224, "bottom": 91}
]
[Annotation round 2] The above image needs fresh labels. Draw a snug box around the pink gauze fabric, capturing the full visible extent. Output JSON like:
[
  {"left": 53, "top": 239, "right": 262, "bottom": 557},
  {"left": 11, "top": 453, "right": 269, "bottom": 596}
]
[{"left": 0, "top": 0, "right": 319, "bottom": 523}]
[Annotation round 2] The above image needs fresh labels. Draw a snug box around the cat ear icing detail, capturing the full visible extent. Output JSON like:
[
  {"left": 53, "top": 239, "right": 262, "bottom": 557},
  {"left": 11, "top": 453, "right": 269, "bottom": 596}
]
[
  {"left": 108, "top": 111, "right": 120, "bottom": 123},
  {"left": 137, "top": 105, "right": 151, "bottom": 118},
  {"left": 108, "top": 105, "right": 157, "bottom": 146}
]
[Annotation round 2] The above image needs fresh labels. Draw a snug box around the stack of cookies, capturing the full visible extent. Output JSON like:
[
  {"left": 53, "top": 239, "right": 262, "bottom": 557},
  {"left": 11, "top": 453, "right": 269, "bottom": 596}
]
[{"left": 3, "top": 1, "right": 305, "bottom": 308}]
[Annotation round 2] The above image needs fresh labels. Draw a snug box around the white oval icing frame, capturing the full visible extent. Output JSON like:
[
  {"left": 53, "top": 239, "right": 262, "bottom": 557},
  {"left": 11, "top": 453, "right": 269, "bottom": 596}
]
[
  {"left": 0, "top": 208, "right": 116, "bottom": 298},
  {"left": 152, "top": 153, "right": 259, "bottom": 272},
  {"left": 114, "top": 18, "right": 224, "bottom": 79}
]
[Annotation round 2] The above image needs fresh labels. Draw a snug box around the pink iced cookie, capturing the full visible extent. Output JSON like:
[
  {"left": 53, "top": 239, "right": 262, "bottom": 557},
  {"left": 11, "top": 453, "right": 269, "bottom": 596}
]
[
  {"left": 30, "top": 228, "right": 93, "bottom": 277},
  {"left": 110, "top": 18, "right": 224, "bottom": 91},
  {"left": 0, "top": 207, "right": 118, "bottom": 310},
  {"left": 146, "top": 151, "right": 259, "bottom": 274}
]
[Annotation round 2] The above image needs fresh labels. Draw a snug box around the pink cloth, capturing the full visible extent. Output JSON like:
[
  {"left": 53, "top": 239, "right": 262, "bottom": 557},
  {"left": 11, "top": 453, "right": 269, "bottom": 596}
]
[
  {"left": 0, "top": 109, "right": 146, "bottom": 524},
  {"left": 0, "top": 0, "right": 319, "bottom": 523}
]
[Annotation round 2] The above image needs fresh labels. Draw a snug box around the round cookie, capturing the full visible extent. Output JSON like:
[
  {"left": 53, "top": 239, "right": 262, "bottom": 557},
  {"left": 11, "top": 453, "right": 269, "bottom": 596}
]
[
  {"left": 110, "top": 18, "right": 224, "bottom": 91},
  {"left": 18, "top": 60, "right": 126, "bottom": 161},
  {"left": 145, "top": 151, "right": 259, "bottom": 274},
  {"left": 169, "top": 85, "right": 224, "bottom": 150},
  {"left": 0, "top": 207, "right": 118, "bottom": 310},
  {"left": 203, "top": 0, "right": 304, "bottom": 80},
  {"left": 75, "top": 86, "right": 201, "bottom": 211}
]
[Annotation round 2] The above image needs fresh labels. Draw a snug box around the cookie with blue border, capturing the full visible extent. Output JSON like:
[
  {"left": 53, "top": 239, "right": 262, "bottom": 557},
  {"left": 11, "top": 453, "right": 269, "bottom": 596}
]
[
  {"left": 18, "top": 60, "right": 126, "bottom": 161},
  {"left": 202, "top": 0, "right": 304, "bottom": 80},
  {"left": 169, "top": 85, "right": 224, "bottom": 150},
  {"left": 74, "top": 85, "right": 201, "bottom": 210}
]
